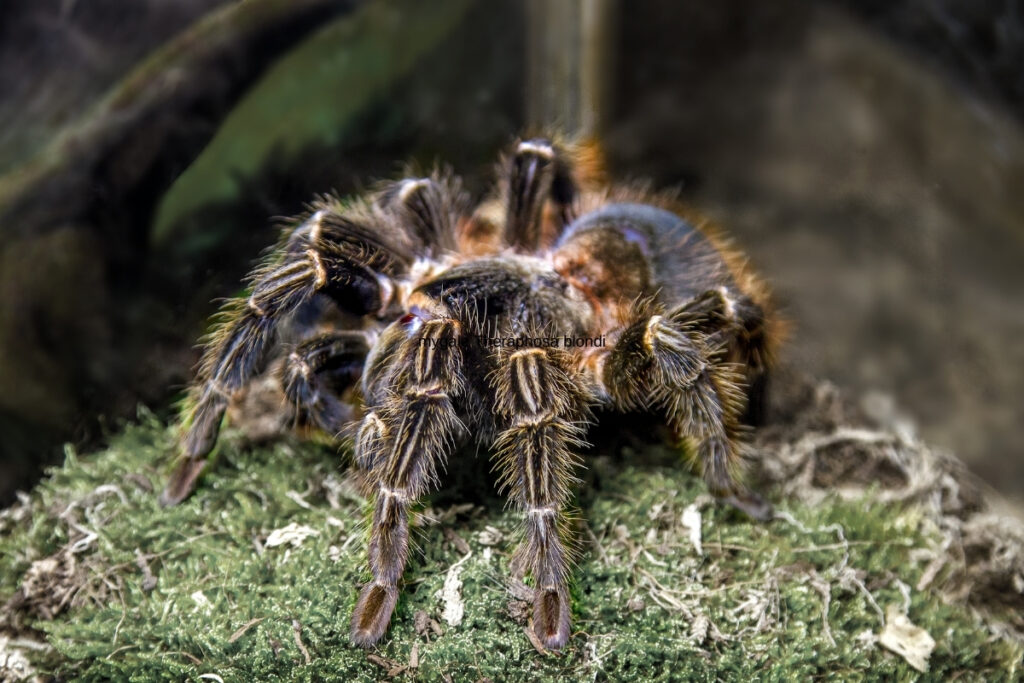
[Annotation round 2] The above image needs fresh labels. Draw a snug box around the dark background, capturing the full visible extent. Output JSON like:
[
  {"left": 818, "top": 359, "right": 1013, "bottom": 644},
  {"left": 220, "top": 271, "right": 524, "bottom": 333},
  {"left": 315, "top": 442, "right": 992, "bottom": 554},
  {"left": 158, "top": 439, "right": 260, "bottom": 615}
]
[{"left": 0, "top": 0, "right": 1021, "bottom": 508}]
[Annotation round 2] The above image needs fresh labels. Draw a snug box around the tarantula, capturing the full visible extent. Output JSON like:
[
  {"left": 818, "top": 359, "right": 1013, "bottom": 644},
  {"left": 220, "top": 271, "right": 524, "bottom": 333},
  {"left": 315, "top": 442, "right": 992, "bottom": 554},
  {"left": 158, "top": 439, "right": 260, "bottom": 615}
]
[{"left": 160, "top": 137, "right": 778, "bottom": 650}]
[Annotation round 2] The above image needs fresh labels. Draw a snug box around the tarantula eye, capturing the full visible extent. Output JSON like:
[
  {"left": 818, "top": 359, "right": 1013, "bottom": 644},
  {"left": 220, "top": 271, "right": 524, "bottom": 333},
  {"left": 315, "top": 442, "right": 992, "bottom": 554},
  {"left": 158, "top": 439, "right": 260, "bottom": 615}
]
[{"left": 399, "top": 307, "right": 426, "bottom": 334}]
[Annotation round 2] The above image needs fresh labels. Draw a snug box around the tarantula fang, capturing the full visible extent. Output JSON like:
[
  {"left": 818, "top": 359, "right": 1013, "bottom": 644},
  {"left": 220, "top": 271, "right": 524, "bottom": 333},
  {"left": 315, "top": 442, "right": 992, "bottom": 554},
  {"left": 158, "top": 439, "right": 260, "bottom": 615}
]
[{"left": 160, "top": 136, "right": 778, "bottom": 651}]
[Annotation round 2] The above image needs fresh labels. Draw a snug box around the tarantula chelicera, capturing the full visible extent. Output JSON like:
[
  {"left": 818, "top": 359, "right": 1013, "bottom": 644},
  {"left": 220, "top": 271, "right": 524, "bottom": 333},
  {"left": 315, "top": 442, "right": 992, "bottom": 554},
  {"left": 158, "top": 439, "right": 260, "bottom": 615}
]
[{"left": 160, "top": 137, "right": 778, "bottom": 650}]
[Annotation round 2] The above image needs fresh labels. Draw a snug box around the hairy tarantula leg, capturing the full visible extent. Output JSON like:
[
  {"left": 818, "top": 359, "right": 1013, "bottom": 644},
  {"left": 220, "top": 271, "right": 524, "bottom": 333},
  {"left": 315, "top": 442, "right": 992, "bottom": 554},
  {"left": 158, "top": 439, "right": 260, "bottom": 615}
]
[
  {"left": 161, "top": 236, "right": 396, "bottom": 507},
  {"left": 505, "top": 138, "right": 576, "bottom": 251},
  {"left": 375, "top": 176, "right": 460, "bottom": 253},
  {"left": 351, "top": 318, "right": 465, "bottom": 647},
  {"left": 602, "top": 307, "right": 773, "bottom": 521},
  {"left": 670, "top": 288, "right": 772, "bottom": 426},
  {"left": 492, "top": 347, "right": 588, "bottom": 650},
  {"left": 280, "top": 331, "right": 370, "bottom": 434}
]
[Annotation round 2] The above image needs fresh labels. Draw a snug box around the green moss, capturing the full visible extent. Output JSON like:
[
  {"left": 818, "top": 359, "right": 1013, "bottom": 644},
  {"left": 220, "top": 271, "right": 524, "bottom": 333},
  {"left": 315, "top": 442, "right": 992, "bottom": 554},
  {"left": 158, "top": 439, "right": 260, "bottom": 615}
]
[{"left": 1, "top": 415, "right": 1020, "bottom": 681}]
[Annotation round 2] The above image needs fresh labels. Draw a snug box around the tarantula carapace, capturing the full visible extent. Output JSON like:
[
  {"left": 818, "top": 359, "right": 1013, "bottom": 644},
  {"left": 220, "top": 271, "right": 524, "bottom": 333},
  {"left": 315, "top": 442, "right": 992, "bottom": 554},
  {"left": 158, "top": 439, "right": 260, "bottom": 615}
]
[{"left": 160, "top": 137, "right": 778, "bottom": 650}]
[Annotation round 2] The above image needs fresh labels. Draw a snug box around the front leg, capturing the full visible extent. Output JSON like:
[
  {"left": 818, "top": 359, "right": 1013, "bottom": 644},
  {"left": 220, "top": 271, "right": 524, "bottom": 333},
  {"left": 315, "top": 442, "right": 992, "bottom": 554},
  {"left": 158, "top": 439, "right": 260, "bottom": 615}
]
[
  {"left": 492, "top": 346, "right": 591, "bottom": 649},
  {"left": 350, "top": 317, "right": 466, "bottom": 647}
]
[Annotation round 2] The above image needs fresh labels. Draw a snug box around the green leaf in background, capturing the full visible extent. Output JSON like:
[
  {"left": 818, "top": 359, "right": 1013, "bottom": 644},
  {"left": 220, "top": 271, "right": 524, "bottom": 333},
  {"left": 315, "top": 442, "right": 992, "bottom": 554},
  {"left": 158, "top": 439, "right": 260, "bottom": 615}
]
[{"left": 152, "top": 0, "right": 473, "bottom": 246}]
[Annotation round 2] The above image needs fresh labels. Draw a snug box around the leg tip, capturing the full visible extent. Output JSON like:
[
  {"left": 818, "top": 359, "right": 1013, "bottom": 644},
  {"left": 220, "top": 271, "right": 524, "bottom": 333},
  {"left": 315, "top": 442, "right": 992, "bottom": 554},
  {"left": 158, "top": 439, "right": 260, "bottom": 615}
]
[
  {"left": 350, "top": 583, "right": 398, "bottom": 648},
  {"left": 159, "top": 459, "right": 207, "bottom": 507},
  {"left": 720, "top": 490, "right": 774, "bottom": 522},
  {"left": 516, "top": 138, "right": 555, "bottom": 159},
  {"left": 534, "top": 588, "right": 571, "bottom": 650}
]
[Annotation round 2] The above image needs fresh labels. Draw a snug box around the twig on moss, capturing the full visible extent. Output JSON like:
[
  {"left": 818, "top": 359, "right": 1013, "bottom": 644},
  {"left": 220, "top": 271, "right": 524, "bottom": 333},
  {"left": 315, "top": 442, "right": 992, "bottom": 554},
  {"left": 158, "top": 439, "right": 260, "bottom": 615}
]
[
  {"left": 810, "top": 574, "right": 837, "bottom": 647},
  {"left": 134, "top": 549, "right": 157, "bottom": 592},
  {"left": 228, "top": 617, "right": 265, "bottom": 644},
  {"left": 291, "top": 619, "right": 311, "bottom": 665}
]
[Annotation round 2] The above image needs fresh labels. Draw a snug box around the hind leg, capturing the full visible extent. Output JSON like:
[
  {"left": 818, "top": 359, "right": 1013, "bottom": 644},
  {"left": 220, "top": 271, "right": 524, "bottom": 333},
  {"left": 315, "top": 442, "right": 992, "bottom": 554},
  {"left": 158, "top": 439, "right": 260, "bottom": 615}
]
[
  {"left": 280, "top": 330, "right": 371, "bottom": 434},
  {"left": 671, "top": 287, "right": 773, "bottom": 427},
  {"left": 598, "top": 297, "right": 773, "bottom": 521}
]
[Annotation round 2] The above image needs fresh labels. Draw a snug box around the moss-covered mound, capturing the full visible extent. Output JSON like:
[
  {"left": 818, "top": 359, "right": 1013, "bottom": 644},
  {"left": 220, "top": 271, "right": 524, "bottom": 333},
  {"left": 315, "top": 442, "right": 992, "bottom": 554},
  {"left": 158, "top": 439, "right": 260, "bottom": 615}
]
[{"left": 2, "top": 376, "right": 1022, "bottom": 681}]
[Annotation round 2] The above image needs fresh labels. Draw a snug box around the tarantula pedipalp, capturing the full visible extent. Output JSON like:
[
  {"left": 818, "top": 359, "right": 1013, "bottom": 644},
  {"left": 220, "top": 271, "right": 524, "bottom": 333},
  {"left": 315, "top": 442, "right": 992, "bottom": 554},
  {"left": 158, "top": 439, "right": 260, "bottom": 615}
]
[{"left": 160, "top": 137, "right": 778, "bottom": 650}]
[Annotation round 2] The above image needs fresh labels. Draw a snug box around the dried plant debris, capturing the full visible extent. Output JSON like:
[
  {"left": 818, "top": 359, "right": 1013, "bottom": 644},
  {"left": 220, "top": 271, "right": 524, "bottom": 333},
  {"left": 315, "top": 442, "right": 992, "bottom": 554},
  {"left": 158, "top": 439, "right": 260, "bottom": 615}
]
[
  {"left": 439, "top": 552, "right": 472, "bottom": 628},
  {"left": 680, "top": 504, "right": 703, "bottom": 556},
  {"left": 265, "top": 523, "right": 320, "bottom": 549},
  {"left": 0, "top": 635, "right": 46, "bottom": 682},
  {"left": 877, "top": 605, "right": 936, "bottom": 672},
  {"left": 0, "top": 377, "right": 1022, "bottom": 680},
  {"left": 757, "top": 369, "right": 1022, "bottom": 636},
  {"left": 1, "top": 507, "right": 117, "bottom": 634}
]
